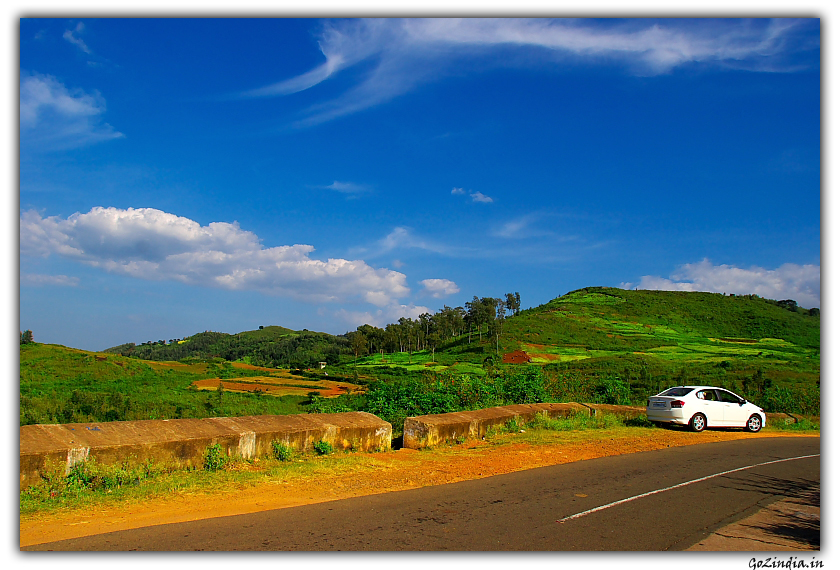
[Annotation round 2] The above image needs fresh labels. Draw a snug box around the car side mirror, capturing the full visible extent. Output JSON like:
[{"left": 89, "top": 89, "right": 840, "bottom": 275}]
[{"left": 738, "top": 399, "right": 745, "bottom": 406}]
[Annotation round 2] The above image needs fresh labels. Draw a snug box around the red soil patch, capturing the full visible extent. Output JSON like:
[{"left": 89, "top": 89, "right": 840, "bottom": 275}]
[
  {"left": 191, "top": 378, "right": 361, "bottom": 398},
  {"left": 503, "top": 350, "right": 531, "bottom": 364}
]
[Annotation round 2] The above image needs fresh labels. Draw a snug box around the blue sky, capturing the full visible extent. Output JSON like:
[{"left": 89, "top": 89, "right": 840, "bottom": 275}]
[{"left": 19, "top": 17, "right": 821, "bottom": 351}]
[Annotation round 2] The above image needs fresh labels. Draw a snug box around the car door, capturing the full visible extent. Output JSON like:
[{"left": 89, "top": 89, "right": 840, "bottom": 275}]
[
  {"left": 695, "top": 389, "right": 724, "bottom": 426},
  {"left": 716, "top": 389, "right": 748, "bottom": 426}
]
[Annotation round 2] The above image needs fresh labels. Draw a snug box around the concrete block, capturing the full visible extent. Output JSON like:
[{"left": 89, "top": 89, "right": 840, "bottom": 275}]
[
  {"left": 20, "top": 412, "right": 391, "bottom": 490},
  {"left": 403, "top": 403, "right": 589, "bottom": 449}
]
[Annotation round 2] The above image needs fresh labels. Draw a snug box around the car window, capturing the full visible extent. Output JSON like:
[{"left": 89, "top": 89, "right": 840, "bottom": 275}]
[
  {"left": 716, "top": 390, "right": 742, "bottom": 404},
  {"left": 696, "top": 389, "right": 718, "bottom": 401},
  {"left": 659, "top": 387, "right": 693, "bottom": 397}
]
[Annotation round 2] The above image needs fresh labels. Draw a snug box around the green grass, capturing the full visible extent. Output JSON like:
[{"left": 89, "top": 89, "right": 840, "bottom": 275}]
[
  {"left": 20, "top": 445, "right": 386, "bottom": 518},
  {"left": 20, "top": 343, "right": 312, "bottom": 425}
]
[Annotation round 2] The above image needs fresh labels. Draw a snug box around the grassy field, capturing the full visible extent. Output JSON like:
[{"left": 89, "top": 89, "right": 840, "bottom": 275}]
[{"left": 18, "top": 343, "right": 365, "bottom": 425}]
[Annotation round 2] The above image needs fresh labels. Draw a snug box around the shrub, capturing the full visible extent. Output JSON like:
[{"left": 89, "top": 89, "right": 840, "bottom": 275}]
[
  {"left": 313, "top": 440, "right": 333, "bottom": 455},
  {"left": 592, "top": 377, "right": 632, "bottom": 405},
  {"left": 271, "top": 441, "right": 293, "bottom": 461},
  {"left": 204, "top": 443, "right": 228, "bottom": 471}
]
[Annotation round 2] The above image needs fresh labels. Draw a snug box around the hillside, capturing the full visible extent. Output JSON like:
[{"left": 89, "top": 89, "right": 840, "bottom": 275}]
[
  {"left": 18, "top": 343, "right": 335, "bottom": 426},
  {"left": 22, "top": 287, "right": 821, "bottom": 425},
  {"left": 351, "top": 288, "right": 819, "bottom": 416},
  {"left": 104, "top": 325, "right": 347, "bottom": 369}
]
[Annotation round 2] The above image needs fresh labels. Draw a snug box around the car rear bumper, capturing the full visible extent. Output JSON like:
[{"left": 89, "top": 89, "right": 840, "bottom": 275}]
[{"left": 646, "top": 408, "right": 688, "bottom": 424}]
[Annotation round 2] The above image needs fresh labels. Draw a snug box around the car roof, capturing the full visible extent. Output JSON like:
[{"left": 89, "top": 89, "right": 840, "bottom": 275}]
[{"left": 667, "top": 386, "right": 731, "bottom": 391}]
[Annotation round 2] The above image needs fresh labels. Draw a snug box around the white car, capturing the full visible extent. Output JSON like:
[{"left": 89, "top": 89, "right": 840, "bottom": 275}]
[{"left": 647, "top": 386, "right": 766, "bottom": 433}]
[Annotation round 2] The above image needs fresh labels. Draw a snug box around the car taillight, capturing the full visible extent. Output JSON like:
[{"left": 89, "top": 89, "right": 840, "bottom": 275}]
[{"left": 671, "top": 400, "right": 684, "bottom": 408}]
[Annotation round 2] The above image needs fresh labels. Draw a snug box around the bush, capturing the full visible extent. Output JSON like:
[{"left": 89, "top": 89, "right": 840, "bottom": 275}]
[
  {"left": 313, "top": 440, "right": 333, "bottom": 455},
  {"left": 204, "top": 443, "right": 228, "bottom": 471},
  {"left": 592, "top": 377, "right": 632, "bottom": 405},
  {"left": 271, "top": 441, "right": 293, "bottom": 461}
]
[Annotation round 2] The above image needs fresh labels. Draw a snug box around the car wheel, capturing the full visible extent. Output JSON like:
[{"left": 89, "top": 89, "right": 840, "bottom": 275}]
[
  {"left": 688, "top": 413, "right": 706, "bottom": 432},
  {"left": 746, "top": 414, "right": 762, "bottom": 433}
]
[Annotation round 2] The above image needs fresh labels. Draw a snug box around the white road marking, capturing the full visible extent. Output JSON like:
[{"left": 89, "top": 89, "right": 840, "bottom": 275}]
[{"left": 556, "top": 453, "right": 820, "bottom": 523}]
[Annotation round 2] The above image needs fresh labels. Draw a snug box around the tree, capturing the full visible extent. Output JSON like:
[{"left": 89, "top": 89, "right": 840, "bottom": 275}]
[
  {"left": 427, "top": 330, "right": 442, "bottom": 362},
  {"left": 20, "top": 330, "right": 33, "bottom": 345},
  {"left": 505, "top": 292, "right": 521, "bottom": 317},
  {"left": 350, "top": 332, "right": 368, "bottom": 367}
]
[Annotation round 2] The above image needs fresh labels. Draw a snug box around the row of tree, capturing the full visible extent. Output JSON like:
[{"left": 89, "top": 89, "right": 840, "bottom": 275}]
[{"left": 346, "top": 292, "right": 521, "bottom": 362}]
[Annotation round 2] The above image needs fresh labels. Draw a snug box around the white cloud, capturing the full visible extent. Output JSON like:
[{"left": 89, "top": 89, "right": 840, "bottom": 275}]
[
  {"left": 20, "top": 207, "right": 411, "bottom": 305},
  {"left": 451, "top": 187, "right": 466, "bottom": 195},
  {"left": 241, "top": 18, "right": 816, "bottom": 125},
  {"left": 320, "top": 181, "right": 370, "bottom": 194},
  {"left": 420, "top": 278, "right": 461, "bottom": 298},
  {"left": 20, "top": 73, "right": 124, "bottom": 151},
  {"left": 627, "top": 259, "right": 820, "bottom": 308},
  {"left": 470, "top": 191, "right": 493, "bottom": 204},
  {"left": 63, "top": 22, "right": 91, "bottom": 54},
  {"left": 20, "top": 273, "right": 79, "bottom": 287}
]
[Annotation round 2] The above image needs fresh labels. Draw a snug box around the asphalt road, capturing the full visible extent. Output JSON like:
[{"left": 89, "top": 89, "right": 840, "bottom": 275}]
[{"left": 24, "top": 436, "right": 820, "bottom": 551}]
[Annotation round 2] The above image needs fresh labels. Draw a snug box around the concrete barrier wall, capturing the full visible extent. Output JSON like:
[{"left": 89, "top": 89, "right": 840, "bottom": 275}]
[
  {"left": 20, "top": 412, "right": 391, "bottom": 490},
  {"left": 403, "top": 403, "right": 595, "bottom": 449},
  {"left": 403, "top": 404, "right": 814, "bottom": 449}
]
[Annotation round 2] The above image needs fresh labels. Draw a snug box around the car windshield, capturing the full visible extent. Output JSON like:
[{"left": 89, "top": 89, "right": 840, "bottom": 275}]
[{"left": 658, "top": 387, "right": 693, "bottom": 397}]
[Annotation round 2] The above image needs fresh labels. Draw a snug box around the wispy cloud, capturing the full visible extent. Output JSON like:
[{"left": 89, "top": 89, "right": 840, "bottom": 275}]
[
  {"left": 20, "top": 207, "right": 412, "bottom": 306},
  {"left": 240, "top": 18, "right": 817, "bottom": 126},
  {"left": 470, "top": 191, "right": 493, "bottom": 204},
  {"left": 317, "top": 180, "right": 372, "bottom": 195},
  {"left": 493, "top": 213, "right": 564, "bottom": 239},
  {"left": 452, "top": 187, "right": 493, "bottom": 204},
  {"left": 624, "top": 259, "right": 820, "bottom": 308},
  {"left": 420, "top": 278, "right": 461, "bottom": 298},
  {"left": 20, "top": 73, "right": 124, "bottom": 152},
  {"left": 63, "top": 22, "right": 91, "bottom": 54},
  {"left": 375, "top": 226, "right": 467, "bottom": 257},
  {"left": 334, "top": 302, "right": 432, "bottom": 330},
  {"left": 20, "top": 273, "right": 79, "bottom": 287}
]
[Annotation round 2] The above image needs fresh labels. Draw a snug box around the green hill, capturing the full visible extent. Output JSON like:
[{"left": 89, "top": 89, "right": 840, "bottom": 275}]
[
  {"left": 104, "top": 325, "right": 347, "bottom": 369},
  {"left": 351, "top": 287, "right": 819, "bottom": 415}
]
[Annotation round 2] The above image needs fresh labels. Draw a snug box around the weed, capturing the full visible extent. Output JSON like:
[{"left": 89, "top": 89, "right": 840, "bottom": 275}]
[
  {"left": 313, "top": 440, "right": 333, "bottom": 455},
  {"left": 526, "top": 411, "right": 623, "bottom": 431}
]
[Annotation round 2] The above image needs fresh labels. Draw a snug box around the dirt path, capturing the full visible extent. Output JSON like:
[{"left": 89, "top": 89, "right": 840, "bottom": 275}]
[{"left": 20, "top": 430, "right": 816, "bottom": 548}]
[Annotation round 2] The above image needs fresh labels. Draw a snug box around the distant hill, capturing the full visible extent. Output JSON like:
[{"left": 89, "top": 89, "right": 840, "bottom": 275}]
[{"left": 104, "top": 325, "right": 348, "bottom": 369}]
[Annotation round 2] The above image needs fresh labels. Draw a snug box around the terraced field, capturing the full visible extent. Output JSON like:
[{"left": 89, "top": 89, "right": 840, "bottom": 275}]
[{"left": 191, "top": 374, "right": 361, "bottom": 398}]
